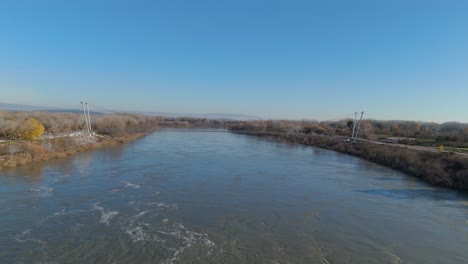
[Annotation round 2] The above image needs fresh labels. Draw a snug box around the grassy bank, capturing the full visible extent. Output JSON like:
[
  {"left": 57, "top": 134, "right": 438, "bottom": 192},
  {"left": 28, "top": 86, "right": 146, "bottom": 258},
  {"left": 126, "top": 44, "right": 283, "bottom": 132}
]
[
  {"left": 0, "top": 132, "right": 149, "bottom": 168},
  {"left": 0, "top": 111, "right": 175, "bottom": 169},
  {"left": 233, "top": 131, "right": 468, "bottom": 192}
]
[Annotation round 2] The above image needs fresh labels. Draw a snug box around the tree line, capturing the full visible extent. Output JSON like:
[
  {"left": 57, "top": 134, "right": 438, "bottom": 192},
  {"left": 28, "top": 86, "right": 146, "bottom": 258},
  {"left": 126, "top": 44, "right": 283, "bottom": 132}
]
[
  {"left": 1, "top": 111, "right": 467, "bottom": 144},
  {"left": 228, "top": 119, "right": 468, "bottom": 143}
]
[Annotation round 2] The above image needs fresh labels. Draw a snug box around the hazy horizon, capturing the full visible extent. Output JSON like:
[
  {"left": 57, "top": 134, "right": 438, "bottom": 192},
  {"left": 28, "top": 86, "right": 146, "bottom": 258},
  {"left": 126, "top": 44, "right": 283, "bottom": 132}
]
[
  {"left": 1, "top": 1, "right": 467, "bottom": 123},
  {"left": 3, "top": 101, "right": 468, "bottom": 125}
]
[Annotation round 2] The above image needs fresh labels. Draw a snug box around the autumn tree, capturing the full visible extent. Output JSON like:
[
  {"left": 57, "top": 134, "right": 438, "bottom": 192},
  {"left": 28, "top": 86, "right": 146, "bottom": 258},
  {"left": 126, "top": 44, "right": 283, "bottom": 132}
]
[
  {"left": 18, "top": 118, "right": 45, "bottom": 141},
  {"left": 438, "top": 144, "right": 445, "bottom": 152}
]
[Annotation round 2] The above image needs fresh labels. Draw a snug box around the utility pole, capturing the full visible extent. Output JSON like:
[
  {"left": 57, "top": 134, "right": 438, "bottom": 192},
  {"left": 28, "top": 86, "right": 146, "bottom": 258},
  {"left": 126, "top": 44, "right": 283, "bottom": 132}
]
[
  {"left": 351, "top": 112, "right": 357, "bottom": 140},
  {"left": 354, "top": 111, "right": 364, "bottom": 141},
  {"left": 81, "top": 101, "right": 91, "bottom": 136},
  {"left": 86, "top": 101, "right": 92, "bottom": 135},
  {"left": 81, "top": 101, "right": 89, "bottom": 135}
]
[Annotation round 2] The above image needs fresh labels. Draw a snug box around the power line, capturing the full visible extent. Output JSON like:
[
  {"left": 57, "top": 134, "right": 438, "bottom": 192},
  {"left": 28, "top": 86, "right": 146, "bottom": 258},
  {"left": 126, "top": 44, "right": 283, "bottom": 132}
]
[
  {"left": 88, "top": 104, "right": 121, "bottom": 114},
  {"left": 324, "top": 113, "right": 355, "bottom": 122}
]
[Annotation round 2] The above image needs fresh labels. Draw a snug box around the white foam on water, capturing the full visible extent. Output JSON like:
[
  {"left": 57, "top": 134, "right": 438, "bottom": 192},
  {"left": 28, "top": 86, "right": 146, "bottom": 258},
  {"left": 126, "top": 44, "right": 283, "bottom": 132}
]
[
  {"left": 159, "top": 223, "right": 216, "bottom": 263},
  {"left": 29, "top": 186, "right": 54, "bottom": 197},
  {"left": 42, "top": 209, "right": 87, "bottom": 223},
  {"left": 16, "top": 208, "right": 89, "bottom": 245},
  {"left": 126, "top": 226, "right": 148, "bottom": 242},
  {"left": 52, "top": 209, "right": 87, "bottom": 217},
  {"left": 128, "top": 211, "right": 150, "bottom": 225},
  {"left": 72, "top": 223, "right": 84, "bottom": 231},
  {"left": 116, "top": 200, "right": 216, "bottom": 261},
  {"left": 100, "top": 210, "right": 119, "bottom": 224},
  {"left": 121, "top": 181, "right": 141, "bottom": 189},
  {"left": 122, "top": 211, "right": 150, "bottom": 242},
  {"left": 15, "top": 229, "right": 45, "bottom": 244},
  {"left": 93, "top": 202, "right": 104, "bottom": 211},
  {"left": 385, "top": 251, "right": 404, "bottom": 264},
  {"left": 147, "top": 202, "right": 178, "bottom": 209},
  {"left": 123, "top": 221, "right": 166, "bottom": 243},
  {"left": 93, "top": 203, "right": 119, "bottom": 225}
]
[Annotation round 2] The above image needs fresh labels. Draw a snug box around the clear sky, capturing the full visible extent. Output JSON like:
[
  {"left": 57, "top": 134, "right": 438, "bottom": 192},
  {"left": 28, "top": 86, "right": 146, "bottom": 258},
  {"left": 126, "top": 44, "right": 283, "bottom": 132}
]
[{"left": 1, "top": 0, "right": 467, "bottom": 122}]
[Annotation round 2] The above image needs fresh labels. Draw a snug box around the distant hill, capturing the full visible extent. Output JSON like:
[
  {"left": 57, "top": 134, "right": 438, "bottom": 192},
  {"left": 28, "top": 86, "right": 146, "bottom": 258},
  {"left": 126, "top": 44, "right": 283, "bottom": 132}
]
[
  {"left": 139, "top": 111, "right": 263, "bottom": 121},
  {"left": 0, "top": 102, "right": 102, "bottom": 115},
  {"left": 0, "top": 102, "right": 262, "bottom": 120},
  {"left": 0, "top": 102, "right": 55, "bottom": 111}
]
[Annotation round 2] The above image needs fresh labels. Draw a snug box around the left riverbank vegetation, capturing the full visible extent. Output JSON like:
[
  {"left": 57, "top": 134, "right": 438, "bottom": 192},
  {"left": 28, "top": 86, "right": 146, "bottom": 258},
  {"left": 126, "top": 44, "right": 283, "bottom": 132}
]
[{"left": 0, "top": 112, "right": 156, "bottom": 168}]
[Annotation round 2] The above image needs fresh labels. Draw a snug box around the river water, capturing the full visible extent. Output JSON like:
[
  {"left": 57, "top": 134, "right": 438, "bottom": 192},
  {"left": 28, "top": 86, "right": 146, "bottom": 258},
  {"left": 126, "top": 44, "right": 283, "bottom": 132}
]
[{"left": 0, "top": 130, "right": 467, "bottom": 263}]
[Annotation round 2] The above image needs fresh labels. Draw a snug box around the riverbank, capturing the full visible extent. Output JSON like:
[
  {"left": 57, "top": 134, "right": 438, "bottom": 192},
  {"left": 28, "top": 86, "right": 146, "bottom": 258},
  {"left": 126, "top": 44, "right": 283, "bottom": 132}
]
[
  {"left": 0, "top": 132, "right": 150, "bottom": 168},
  {"left": 233, "top": 131, "right": 468, "bottom": 192}
]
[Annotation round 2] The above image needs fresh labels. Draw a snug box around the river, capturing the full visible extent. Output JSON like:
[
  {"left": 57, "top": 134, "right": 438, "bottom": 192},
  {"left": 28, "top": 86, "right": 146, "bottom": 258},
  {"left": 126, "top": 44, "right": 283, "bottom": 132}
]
[{"left": 1, "top": 130, "right": 467, "bottom": 263}]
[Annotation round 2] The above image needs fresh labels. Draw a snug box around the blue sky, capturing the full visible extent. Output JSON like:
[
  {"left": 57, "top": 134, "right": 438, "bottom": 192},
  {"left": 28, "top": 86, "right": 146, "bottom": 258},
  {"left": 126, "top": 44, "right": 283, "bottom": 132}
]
[{"left": 1, "top": 0, "right": 467, "bottom": 122}]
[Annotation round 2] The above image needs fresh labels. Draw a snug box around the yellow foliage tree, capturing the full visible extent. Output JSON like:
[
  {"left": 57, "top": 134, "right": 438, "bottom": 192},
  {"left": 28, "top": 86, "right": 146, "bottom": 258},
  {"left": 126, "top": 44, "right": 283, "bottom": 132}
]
[
  {"left": 438, "top": 144, "right": 444, "bottom": 152},
  {"left": 19, "top": 118, "right": 45, "bottom": 141}
]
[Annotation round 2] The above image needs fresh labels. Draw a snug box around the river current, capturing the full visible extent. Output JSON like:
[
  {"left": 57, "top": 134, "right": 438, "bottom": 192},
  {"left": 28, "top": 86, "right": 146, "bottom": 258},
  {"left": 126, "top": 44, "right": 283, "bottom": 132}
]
[{"left": 1, "top": 130, "right": 467, "bottom": 263}]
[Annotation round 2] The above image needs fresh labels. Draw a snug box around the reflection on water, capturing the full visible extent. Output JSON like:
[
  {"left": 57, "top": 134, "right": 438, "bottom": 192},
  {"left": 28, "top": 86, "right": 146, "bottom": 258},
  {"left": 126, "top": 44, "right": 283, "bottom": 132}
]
[{"left": 0, "top": 130, "right": 467, "bottom": 263}]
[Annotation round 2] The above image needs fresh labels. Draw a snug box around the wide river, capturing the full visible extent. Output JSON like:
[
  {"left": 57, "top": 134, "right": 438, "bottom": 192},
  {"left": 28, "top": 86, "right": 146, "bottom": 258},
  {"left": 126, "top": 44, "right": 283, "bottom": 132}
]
[{"left": 1, "top": 130, "right": 467, "bottom": 263}]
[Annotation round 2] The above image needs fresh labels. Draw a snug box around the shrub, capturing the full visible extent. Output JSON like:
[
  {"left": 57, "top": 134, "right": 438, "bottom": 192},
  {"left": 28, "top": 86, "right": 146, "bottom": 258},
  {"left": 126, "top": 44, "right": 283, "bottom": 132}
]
[{"left": 17, "top": 118, "right": 45, "bottom": 141}]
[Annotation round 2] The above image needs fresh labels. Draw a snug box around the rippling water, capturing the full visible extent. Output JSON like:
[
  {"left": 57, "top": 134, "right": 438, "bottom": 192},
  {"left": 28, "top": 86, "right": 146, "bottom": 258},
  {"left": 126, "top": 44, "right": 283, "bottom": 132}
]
[{"left": 1, "top": 130, "right": 467, "bottom": 263}]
